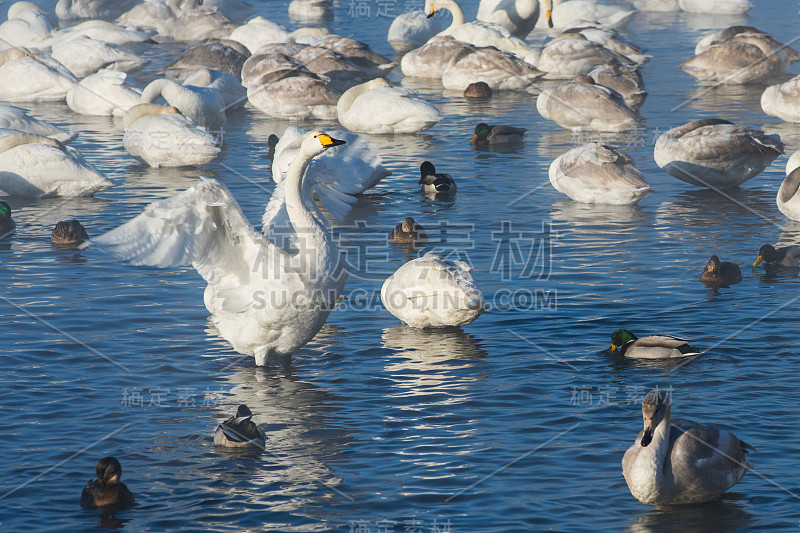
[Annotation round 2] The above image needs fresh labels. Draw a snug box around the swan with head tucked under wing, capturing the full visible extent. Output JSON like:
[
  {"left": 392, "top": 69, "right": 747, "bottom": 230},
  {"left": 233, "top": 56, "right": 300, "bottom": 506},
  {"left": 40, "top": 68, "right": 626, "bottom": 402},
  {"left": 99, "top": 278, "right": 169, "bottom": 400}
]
[
  {"left": 140, "top": 78, "right": 227, "bottom": 135},
  {"left": 89, "top": 131, "right": 351, "bottom": 366},
  {"left": 337, "top": 78, "right": 441, "bottom": 134}
]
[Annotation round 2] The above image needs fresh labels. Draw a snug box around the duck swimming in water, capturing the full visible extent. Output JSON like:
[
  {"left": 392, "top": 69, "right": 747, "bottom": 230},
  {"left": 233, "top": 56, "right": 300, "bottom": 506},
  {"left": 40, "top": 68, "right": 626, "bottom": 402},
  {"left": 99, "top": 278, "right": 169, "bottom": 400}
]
[
  {"left": 419, "top": 161, "right": 456, "bottom": 196},
  {"left": 0, "top": 201, "right": 15, "bottom": 237},
  {"left": 80, "top": 457, "right": 135, "bottom": 508},
  {"left": 752, "top": 244, "right": 800, "bottom": 269},
  {"left": 214, "top": 404, "right": 266, "bottom": 448},
  {"left": 471, "top": 122, "right": 526, "bottom": 145},
  {"left": 389, "top": 217, "right": 428, "bottom": 244},
  {"left": 51, "top": 219, "right": 89, "bottom": 247},
  {"left": 610, "top": 329, "right": 700, "bottom": 359},
  {"left": 699, "top": 255, "right": 741, "bottom": 285}
]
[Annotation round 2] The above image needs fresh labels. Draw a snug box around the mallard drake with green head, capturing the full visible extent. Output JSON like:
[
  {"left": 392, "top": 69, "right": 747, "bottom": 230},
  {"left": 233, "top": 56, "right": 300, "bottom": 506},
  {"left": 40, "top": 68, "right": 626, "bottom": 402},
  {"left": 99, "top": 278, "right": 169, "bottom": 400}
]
[
  {"left": 0, "top": 201, "right": 15, "bottom": 237},
  {"left": 471, "top": 122, "right": 526, "bottom": 145},
  {"left": 419, "top": 161, "right": 456, "bottom": 196},
  {"left": 610, "top": 329, "right": 700, "bottom": 359},
  {"left": 753, "top": 244, "right": 800, "bottom": 269}
]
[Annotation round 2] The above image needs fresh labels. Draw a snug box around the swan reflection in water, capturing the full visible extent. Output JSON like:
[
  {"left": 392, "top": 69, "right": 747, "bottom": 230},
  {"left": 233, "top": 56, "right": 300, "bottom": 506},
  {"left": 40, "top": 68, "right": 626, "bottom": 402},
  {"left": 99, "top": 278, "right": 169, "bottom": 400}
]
[{"left": 627, "top": 497, "right": 753, "bottom": 533}]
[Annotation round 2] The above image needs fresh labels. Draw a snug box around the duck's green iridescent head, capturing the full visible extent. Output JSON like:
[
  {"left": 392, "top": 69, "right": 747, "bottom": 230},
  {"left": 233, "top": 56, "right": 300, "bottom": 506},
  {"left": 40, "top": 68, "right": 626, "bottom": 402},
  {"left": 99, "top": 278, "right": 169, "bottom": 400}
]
[
  {"left": 753, "top": 244, "right": 777, "bottom": 267},
  {"left": 0, "top": 201, "right": 11, "bottom": 220},
  {"left": 610, "top": 328, "right": 637, "bottom": 351},
  {"left": 473, "top": 123, "right": 491, "bottom": 141}
]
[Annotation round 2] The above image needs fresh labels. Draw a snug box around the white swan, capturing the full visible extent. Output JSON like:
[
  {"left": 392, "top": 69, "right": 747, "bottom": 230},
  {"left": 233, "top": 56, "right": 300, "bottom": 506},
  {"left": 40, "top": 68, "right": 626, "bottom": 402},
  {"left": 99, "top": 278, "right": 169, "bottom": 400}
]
[
  {"left": 536, "top": 0, "right": 636, "bottom": 29},
  {"left": 52, "top": 20, "right": 155, "bottom": 53},
  {"left": 762, "top": 74, "right": 800, "bottom": 123},
  {"left": 0, "top": 130, "right": 111, "bottom": 197},
  {"left": 242, "top": 52, "right": 339, "bottom": 120},
  {"left": 169, "top": 6, "right": 237, "bottom": 41},
  {"left": 629, "top": 0, "right": 679, "bottom": 11},
  {"left": 425, "top": 0, "right": 538, "bottom": 63},
  {"left": 90, "top": 131, "right": 351, "bottom": 365},
  {"left": 680, "top": 33, "right": 791, "bottom": 84},
  {"left": 694, "top": 26, "right": 799, "bottom": 61},
  {"left": 786, "top": 149, "right": 800, "bottom": 175},
  {"left": 678, "top": 0, "right": 752, "bottom": 15},
  {"left": 537, "top": 76, "right": 640, "bottom": 131},
  {"left": 227, "top": 16, "right": 292, "bottom": 54},
  {"left": 538, "top": 34, "right": 633, "bottom": 79},
  {"left": 441, "top": 46, "right": 544, "bottom": 91},
  {"left": 288, "top": 0, "right": 333, "bottom": 22},
  {"left": 115, "top": 1, "right": 179, "bottom": 38},
  {"left": 51, "top": 35, "right": 149, "bottom": 78},
  {"left": 141, "top": 78, "right": 226, "bottom": 134},
  {"left": 0, "top": 104, "right": 76, "bottom": 143},
  {"left": 550, "top": 142, "right": 651, "bottom": 204},
  {"left": 477, "top": 0, "right": 553, "bottom": 38},
  {"left": 183, "top": 68, "right": 246, "bottom": 111},
  {"left": 0, "top": 47, "right": 77, "bottom": 101},
  {"left": 67, "top": 68, "right": 142, "bottom": 116},
  {"left": 381, "top": 252, "right": 484, "bottom": 329},
  {"left": 623, "top": 390, "right": 753, "bottom": 505},
  {"left": 387, "top": 10, "right": 443, "bottom": 53},
  {"left": 122, "top": 103, "right": 221, "bottom": 167},
  {"left": 0, "top": 2, "right": 55, "bottom": 51},
  {"left": 777, "top": 165, "right": 800, "bottom": 221},
  {"left": 272, "top": 126, "right": 390, "bottom": 208},
  {"left": 56, "top": 0, "right": 139, "bottom": 21},
  {"left": 337, "top": 78, "right": 441, "bottom": 134},
  {"left": 564, "top": 22, "right": 651, "bottom": 65},
  {"left": 654, "top": 118, "right": 784, "bottom": 188},
  {"left": 400, "top": 36, "right": 474, "bottom": 79}
]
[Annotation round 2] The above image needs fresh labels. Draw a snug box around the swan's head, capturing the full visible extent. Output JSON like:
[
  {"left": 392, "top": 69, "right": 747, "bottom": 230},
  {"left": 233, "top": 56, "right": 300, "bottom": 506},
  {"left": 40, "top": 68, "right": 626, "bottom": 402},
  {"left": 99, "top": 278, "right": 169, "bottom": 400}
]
[
  {"left": 426, "top": 0, "right": 437, "bottom": 18},
  {"left": 302, "top": 130, "right": 346, "bottom": 157},
  {"left": 95, "top": 457, "right": 123, "bottom": 484},
  {"left": 610, "top": 328, "right": 636, "bottom": 352},
  {"left": 51, "top": 220, "right": 89, "bottom": 246},
  {"left": 753, "top": 244, "right": 777, "bottom": 267},
  {"left": 640, "top": 390, "right": 670, "bottom": 447}
]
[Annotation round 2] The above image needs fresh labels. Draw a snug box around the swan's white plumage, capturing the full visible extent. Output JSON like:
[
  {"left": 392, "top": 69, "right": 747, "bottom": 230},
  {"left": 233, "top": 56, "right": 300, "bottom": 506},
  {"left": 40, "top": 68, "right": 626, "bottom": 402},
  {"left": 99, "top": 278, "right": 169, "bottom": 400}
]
[
  {"left": 51, "top": 35, "right": 149, "bottom": 78},
  {"left": 654, "top": 118, "right": 784, "bottom": 188},
  {"left": 678, "top": 0, "right": 753, "bottom": 14},
  {"left": 123, "top": 103, "right": 221, "bottom": 167},
  {"left": 0, "top": 3, "right": 54, "bottom": 51},
  {"left": 0, "top": 104, "right": 75, "bottom": 143},
  {"left": 477, "top": 0, "right": 546, "bottom": 38},
  {"left": 761, "top": 75, "right": 800, "bottom": 123},
  {"left": 52, "top": 20, "right": 154, "bottom": 53},
  {"left": 537, "top": 79, "right": 639, "bottom": 131},
  {"left": 67, "top": 68, "right": 142, "bottom": 116},
  {"left": 400, "top": 36, "right": 473, "bottom": 78},
  {"left": 0, "top": 129, "right": 111, "bottom": 197},
  {"left": 337, "top": 79, "right": 441, "bottom": 134},
  {"left": 227, "top": 16, "right": 292, "bottom": 54},
  {"left": 381, "top": 252, "right": 484, "bottom": 329},
  {"left": 182, "top": 68, "right": 246, "bottom": 111},
  {"left": 538, "top": 34, "right": 632, "bottom": 79},
  {"left": 549, "top": 142, "right": 651, "bottom": 204},
  {"left": 536, "top": 0, "right": 636, "bottom": 29},
  {"left": 91, "top": 131, "right": 351, "bottom": 364},
  {"left": 141, "top": 78, "right": 226, "bottom": 133},
  {"left": 0, "top": 48, "right": 77, "bottom": 102},
  {"left": 387, "top": 10, "right": 443, "bottom": 53}
]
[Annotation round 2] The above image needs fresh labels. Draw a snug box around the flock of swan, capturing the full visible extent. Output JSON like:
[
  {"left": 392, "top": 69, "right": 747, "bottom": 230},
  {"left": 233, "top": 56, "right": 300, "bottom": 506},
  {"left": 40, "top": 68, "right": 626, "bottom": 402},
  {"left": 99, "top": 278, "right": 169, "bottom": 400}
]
[{"left": 0, "top": 0, "right": 795, "bottom": 513}]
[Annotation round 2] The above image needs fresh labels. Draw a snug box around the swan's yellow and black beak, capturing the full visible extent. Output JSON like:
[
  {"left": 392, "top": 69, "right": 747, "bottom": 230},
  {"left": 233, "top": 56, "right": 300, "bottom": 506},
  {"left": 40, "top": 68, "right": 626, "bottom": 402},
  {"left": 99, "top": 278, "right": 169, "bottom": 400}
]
[
  {"left": 546, "top": 9, "right": 553, "bottom": 28},
  {"left": 753, "top": 255, "right": 764, "bottom": 267},
  {"left": 427, "top": 1, "right": 436, "bottom": 18},
  {"left": 318, "top": 133, "right": 346, "bottom": 148}
]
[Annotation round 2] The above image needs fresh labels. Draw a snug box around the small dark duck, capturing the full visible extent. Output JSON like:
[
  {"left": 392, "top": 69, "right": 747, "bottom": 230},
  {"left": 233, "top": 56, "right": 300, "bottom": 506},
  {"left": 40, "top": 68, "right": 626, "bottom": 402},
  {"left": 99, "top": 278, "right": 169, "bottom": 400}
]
[
  {"left": 700, "top": 255, "right": 742, "bottom": 284},
  {"left": 80, "top": 457, "right": 135, "bottom": 508},
  {"left": 389, "top": 217, "right": 427, "bottom": 244},
  {"left": 471, "top": 123, "right": 526, "bottom": 145},
  {"left": 51, "top": 219, "right": 89, "bottom": 246},
  {"left": 610, "top": 329, "right": 700, "bottom": 359},
  {"left": 419, "top": 161, "right": 456, "bottom": 196},
  {"left": 464, "top": 82, "right": 492, "bottom": 98},
  {"left": 214, "top": 404, "right": 266, "bottom": 448}
]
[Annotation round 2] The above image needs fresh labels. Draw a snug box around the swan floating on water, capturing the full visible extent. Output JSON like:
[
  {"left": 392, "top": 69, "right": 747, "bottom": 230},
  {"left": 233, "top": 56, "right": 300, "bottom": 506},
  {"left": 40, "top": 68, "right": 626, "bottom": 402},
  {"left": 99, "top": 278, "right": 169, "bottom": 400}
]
[
  {"left": 91, "top": 131, "right": 351, "bottom": 365},
  {"left": 477, "top": 0, "right": 553, "bottom": 38},
  {"left": 777, "top": 167, "right": 800, "bottom": 222},
  {"left": 622, "top": 389, "right": 753, "bottom": 505},
  {"left": 537, "top": 76, "right": 640, "bottom": 131},
  {"left": 337, "top": 79, "right": 441, "bottom": 134},
  {"left": 51, "top": 34, "right": 149, "bottom": 79},
  {"left": 654, "top": 118, "right": 784, "bottom": 188},
  {"left": 122, "top": 103, "right": 221, "bottom": 167},
  {"left": 0, "top": 2, "right": 55, "bottom": 51},
  {"left": 0, "top": 103, "right": 76, "bottom": 142},
  {"left": 549, "top": 143, "right": 651, "bottom": 204},
  {"left": 761, "top": 74, "right": 800, "bottom": 123},
  {"left": 0, "top": 47, "right": 77, "bottom": 102},
  {"left": 387, "top": 10, "right": 443, "bottom": 53},
  {"left": 141, "top": 78, "right": 227, "bottom": 134},
  {"left": 66, "top": 68, "right": 142, "bottom": 117},
  {"left": 381, "top": 252, "right": 484, "bottom": 328},
  {"left": 441, "top": 46, "right": 544, "bottom": 92}
]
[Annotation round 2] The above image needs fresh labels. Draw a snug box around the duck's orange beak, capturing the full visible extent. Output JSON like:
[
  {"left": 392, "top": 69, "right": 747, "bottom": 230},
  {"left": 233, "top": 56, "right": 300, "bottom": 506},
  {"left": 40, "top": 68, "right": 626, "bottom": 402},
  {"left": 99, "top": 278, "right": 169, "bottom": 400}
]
[
  {"left": 470, "top": 134, "right": 478, "bottom": 144},
  {"left": 753, "top": 255, "right": 764, "bottom": 267}
]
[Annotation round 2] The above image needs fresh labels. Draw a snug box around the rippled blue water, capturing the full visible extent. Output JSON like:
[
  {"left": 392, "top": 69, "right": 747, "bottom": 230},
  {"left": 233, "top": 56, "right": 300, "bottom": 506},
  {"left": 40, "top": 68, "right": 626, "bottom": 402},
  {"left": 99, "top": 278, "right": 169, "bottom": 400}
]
[{"left": 2, "top": 1, "right": 800, "bottom": 531}]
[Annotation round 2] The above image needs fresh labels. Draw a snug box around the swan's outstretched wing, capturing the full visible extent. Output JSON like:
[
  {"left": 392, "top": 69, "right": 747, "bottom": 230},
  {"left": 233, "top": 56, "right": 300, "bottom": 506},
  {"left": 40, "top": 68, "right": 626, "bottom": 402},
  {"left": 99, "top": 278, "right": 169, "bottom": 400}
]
[
  {"left": 270, "top": 125, "right": 390, "bottom": 223},
  {"left": 91, "top": 177, "right": 286, "bottom": 289}
]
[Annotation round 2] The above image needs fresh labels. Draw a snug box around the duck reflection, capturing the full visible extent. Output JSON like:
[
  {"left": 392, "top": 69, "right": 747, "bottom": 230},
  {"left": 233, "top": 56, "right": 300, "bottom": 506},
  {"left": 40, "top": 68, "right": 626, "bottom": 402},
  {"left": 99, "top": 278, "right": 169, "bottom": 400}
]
[{"left": 627, "top": 497, "right": 753, "bottom": 532}]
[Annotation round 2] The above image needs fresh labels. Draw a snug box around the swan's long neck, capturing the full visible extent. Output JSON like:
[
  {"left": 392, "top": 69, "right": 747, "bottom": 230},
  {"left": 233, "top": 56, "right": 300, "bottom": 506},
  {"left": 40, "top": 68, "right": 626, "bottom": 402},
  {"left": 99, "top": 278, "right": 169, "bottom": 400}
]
[
  {"left": 431, "top": 0, "right": 464, "bottom": 35},
  {"left": 284, "top": 147, "right": 329, "bottom": 275},
  {"left": 141, "top": 79, "right": 184, "bottom": 106},
  {"left": 634, "top": 406, "right": 673, "bottom": 501}
]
